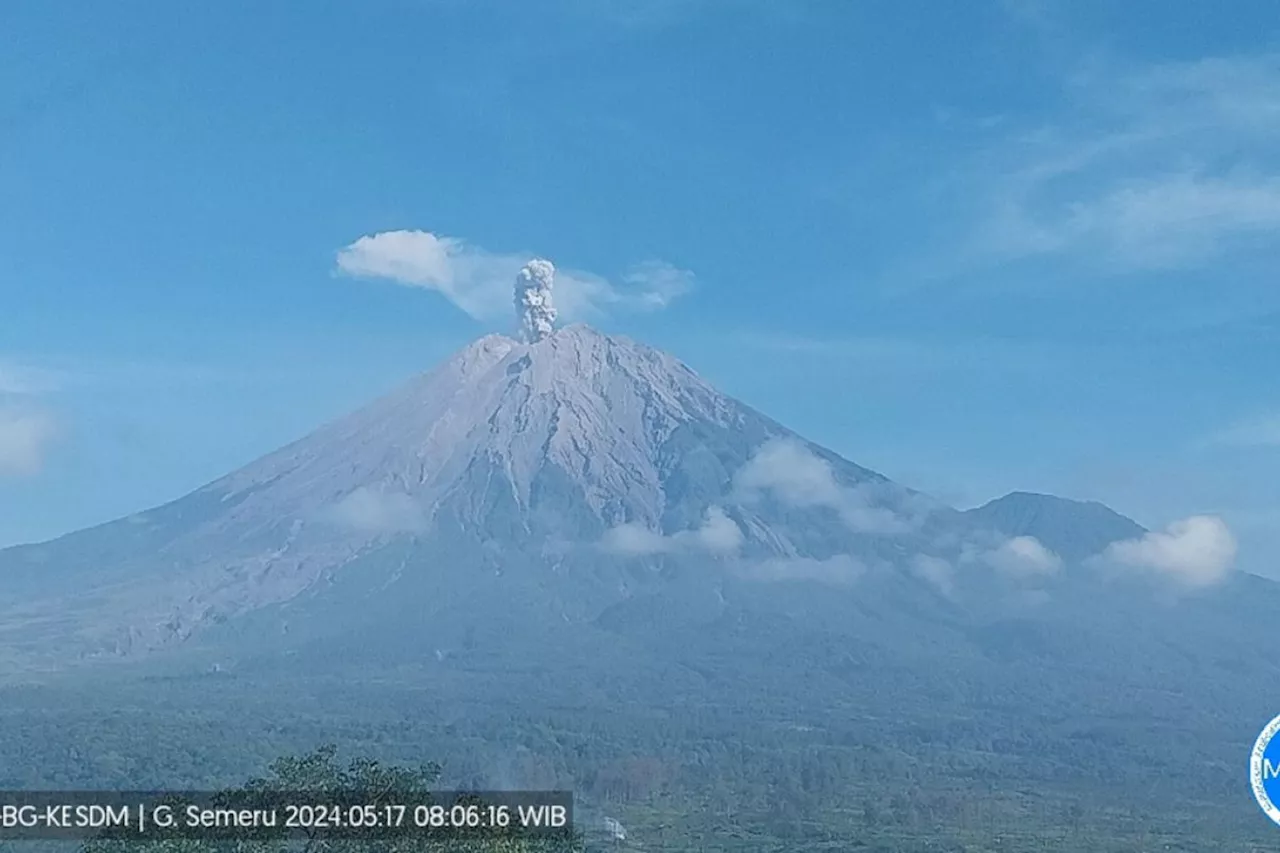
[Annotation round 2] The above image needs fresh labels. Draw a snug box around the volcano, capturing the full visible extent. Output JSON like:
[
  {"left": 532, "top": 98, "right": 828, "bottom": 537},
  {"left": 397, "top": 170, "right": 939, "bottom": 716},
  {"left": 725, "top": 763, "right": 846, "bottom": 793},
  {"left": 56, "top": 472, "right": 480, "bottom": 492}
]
[
  {"left": 0, "top": 319, "right": 972, "bottom": 666},
  {"left": 0, "top": 308, "right": 1271, "bottom": 689},
  {"left": 4, "top": 272, "right": 1280, "bottom": 846}
]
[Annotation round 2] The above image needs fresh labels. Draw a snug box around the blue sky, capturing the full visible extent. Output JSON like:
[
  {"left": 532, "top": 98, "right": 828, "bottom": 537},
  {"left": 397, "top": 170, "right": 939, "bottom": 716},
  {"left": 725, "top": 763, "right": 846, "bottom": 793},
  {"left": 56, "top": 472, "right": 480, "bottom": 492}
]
[{"left": 2, "top": 1, "right": 1278, "bottom": 575}]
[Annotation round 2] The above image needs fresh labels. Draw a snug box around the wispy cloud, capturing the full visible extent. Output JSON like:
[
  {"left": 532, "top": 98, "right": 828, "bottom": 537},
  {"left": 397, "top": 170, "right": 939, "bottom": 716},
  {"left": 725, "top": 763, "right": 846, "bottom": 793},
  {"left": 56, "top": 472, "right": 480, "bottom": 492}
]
[
  {"left": 734, "top": 438, "right": 914, "bottom": 534},
  {"left": 601, "top": 505, "right": 743, "bottom": 557},
  {"left": 619, "top": 260, "right": 695, "bottom": 310},
  {"left": 1210, "top": 413, "right": 1280, "bottom": 448},
  {"left": 323, "top": 487, "right": 427, "bottom": 534},
  {"left": 960, "top": 53, "right": 1280, "bottom": 274},
  {"left": 0, "top": 408, "right": 59, "bottom": 477},
  {"left": 335, "top": 230, "right": 693, "bottom": 323},
  {"left": 910, "top": 554, "right": 955, "bottom": 596},
  {"left": 0, "top": 359, "right": 62, "bottom": 477},
  {"left": 981, "top": 535, "right": 1062, "bottom": 577},
  {"left": 1100, "top": 515, "right": 1237, "bottom": 587},
  {"left": 983, "top": 172, "right": 1280, "bottom": 271}
]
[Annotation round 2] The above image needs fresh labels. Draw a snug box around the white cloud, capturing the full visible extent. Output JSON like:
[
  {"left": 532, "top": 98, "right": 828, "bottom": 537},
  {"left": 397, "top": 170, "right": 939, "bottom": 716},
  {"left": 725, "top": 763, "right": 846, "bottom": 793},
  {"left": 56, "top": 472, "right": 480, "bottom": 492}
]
[
  {"left": 0, "top": 360, "right": 63, "bottom": 477},
  {"left": 986, "top": 173, "right": 1280, "bottom": 271},
  {"left": 964, "top": 54, "right": 1280, "bottom": 273},
  {"left": 601, "top": 505, "right": 743, "bottom": 557},
  {"left": 324, "top": 487, "right": 427, "bottom": 534},
  {"left": 910, "top": 554, "right": 955, "bottom": 595},
  {"left": 737, "top": 554, "right": 865, "bottom": 587},
  {"left": 600, "top": 523, "right": 667, "bottom": 556},
  {"left": 980, "top": 536, "right": 1062, "bottom": 577},
  {"left": 619, "top": 261, "right": 695, "bottom": 310},
  {"left": 0, "top": 408, "right": 59, "bottom": 476},
  {"left": 733, "top": 438, "right": 912, "bottom": 534},
  {"left": 735, "top": 439, "right": 844, "bottom": 506},
  {"left": 695, "top": 505, "right": 745, "bottom": 553},
  {"left": 335, "top": 231, "right": 515, "bottom": 319},
  {"left": 1102, "top": 515, "right": 1236, "bottom": 587},
  {"left": 335, "top": 230, "right": 692, "bottom": 323},
  {"left": 1211, "top": 414, "right": 1280, "bottom": 448}
]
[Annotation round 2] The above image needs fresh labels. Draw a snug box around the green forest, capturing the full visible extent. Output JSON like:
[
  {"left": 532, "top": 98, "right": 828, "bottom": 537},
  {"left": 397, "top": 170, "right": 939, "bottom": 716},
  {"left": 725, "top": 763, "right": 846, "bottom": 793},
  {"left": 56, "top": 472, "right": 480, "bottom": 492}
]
[
  {"left": 78, "top": 746, "right": 582, "bottom": 853},
  {"left": 1, "top": 673, "right": 1276, "bottom": 853}
]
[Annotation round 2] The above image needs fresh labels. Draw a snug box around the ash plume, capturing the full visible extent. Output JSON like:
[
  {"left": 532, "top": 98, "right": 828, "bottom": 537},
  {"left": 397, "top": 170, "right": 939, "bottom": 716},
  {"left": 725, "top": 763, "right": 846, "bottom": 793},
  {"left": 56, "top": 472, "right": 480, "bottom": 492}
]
[{"left": 514, "top": 259, "right": 558, "bottom": 342}]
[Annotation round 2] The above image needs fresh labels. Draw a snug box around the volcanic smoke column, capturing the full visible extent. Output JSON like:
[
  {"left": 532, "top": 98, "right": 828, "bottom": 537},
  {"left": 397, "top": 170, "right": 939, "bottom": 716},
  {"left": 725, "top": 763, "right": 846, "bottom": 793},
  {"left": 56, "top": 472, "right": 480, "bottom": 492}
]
[{"left": 514, "top": 259, "right": 558, "bottom": 343}]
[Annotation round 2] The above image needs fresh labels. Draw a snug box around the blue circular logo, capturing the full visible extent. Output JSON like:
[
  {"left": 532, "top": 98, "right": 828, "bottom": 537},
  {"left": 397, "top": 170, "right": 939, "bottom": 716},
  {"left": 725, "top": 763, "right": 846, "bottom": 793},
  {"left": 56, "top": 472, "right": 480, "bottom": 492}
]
[{"left": 1251, "top": 714, "right": 1280, "bottom": 826}]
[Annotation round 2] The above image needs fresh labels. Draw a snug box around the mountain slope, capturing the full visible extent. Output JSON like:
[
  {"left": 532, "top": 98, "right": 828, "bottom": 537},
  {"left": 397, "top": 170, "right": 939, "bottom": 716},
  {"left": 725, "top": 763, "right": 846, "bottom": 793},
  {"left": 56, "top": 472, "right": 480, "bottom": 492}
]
[
  {"left": 0, "top": 324, "right": 954, "bottom": 667},
  {"left": 964, "top": 491, "right": 1146, "bottom": 563}
]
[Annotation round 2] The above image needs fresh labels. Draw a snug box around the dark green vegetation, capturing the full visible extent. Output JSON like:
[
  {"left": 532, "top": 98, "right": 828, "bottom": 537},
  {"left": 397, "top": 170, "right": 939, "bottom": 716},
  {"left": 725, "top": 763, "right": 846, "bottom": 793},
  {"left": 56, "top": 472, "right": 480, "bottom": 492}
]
[
  {"left": 75, "top": 746, "right": 581, "bottom": 853},
  {"left": 4, "top": 508, "right": 1280, "bottom": 851},
  {"left": 2, "top": 616, "right": 1278, "bottom": 853}
]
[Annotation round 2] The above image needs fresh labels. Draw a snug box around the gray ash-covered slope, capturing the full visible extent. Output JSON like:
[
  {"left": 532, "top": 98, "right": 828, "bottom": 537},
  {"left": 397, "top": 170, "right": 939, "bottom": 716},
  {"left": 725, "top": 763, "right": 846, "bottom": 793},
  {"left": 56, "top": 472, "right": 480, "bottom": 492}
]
[
  {"left": 0, "top": 322, "right": 956, "bottom": 668},
  {"left": 1, "top": 308, "right": 1277, "bottom": 751}
]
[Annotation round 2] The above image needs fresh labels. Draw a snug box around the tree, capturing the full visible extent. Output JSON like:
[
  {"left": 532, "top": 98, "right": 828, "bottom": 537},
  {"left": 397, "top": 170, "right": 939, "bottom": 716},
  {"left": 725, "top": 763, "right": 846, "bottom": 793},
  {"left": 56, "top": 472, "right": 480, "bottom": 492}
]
[{"left": 82, "top": 746, "right": 583, "bottom": 853}]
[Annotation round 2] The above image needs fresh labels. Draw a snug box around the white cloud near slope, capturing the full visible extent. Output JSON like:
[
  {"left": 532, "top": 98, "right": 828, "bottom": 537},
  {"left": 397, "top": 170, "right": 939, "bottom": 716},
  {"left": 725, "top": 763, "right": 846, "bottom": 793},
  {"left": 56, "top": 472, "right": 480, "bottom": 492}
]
[
  {"left": 602, "top": 505, "right": 743, "bottom": 556},
  {"left": 910, "top": 554, "right": 956, "bottom": 595},
  {"left": 733, "top": 438, "right": 912, "bottom": 534},
  {"left": 983, "top": 535, "right": 1063, "bottom": 577},
  {"left": 324, "top": 487, "right": 428, "bottom": 534},
  {"left": 1102, "top": 515, "right": 1236, "bottom": 587}
]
